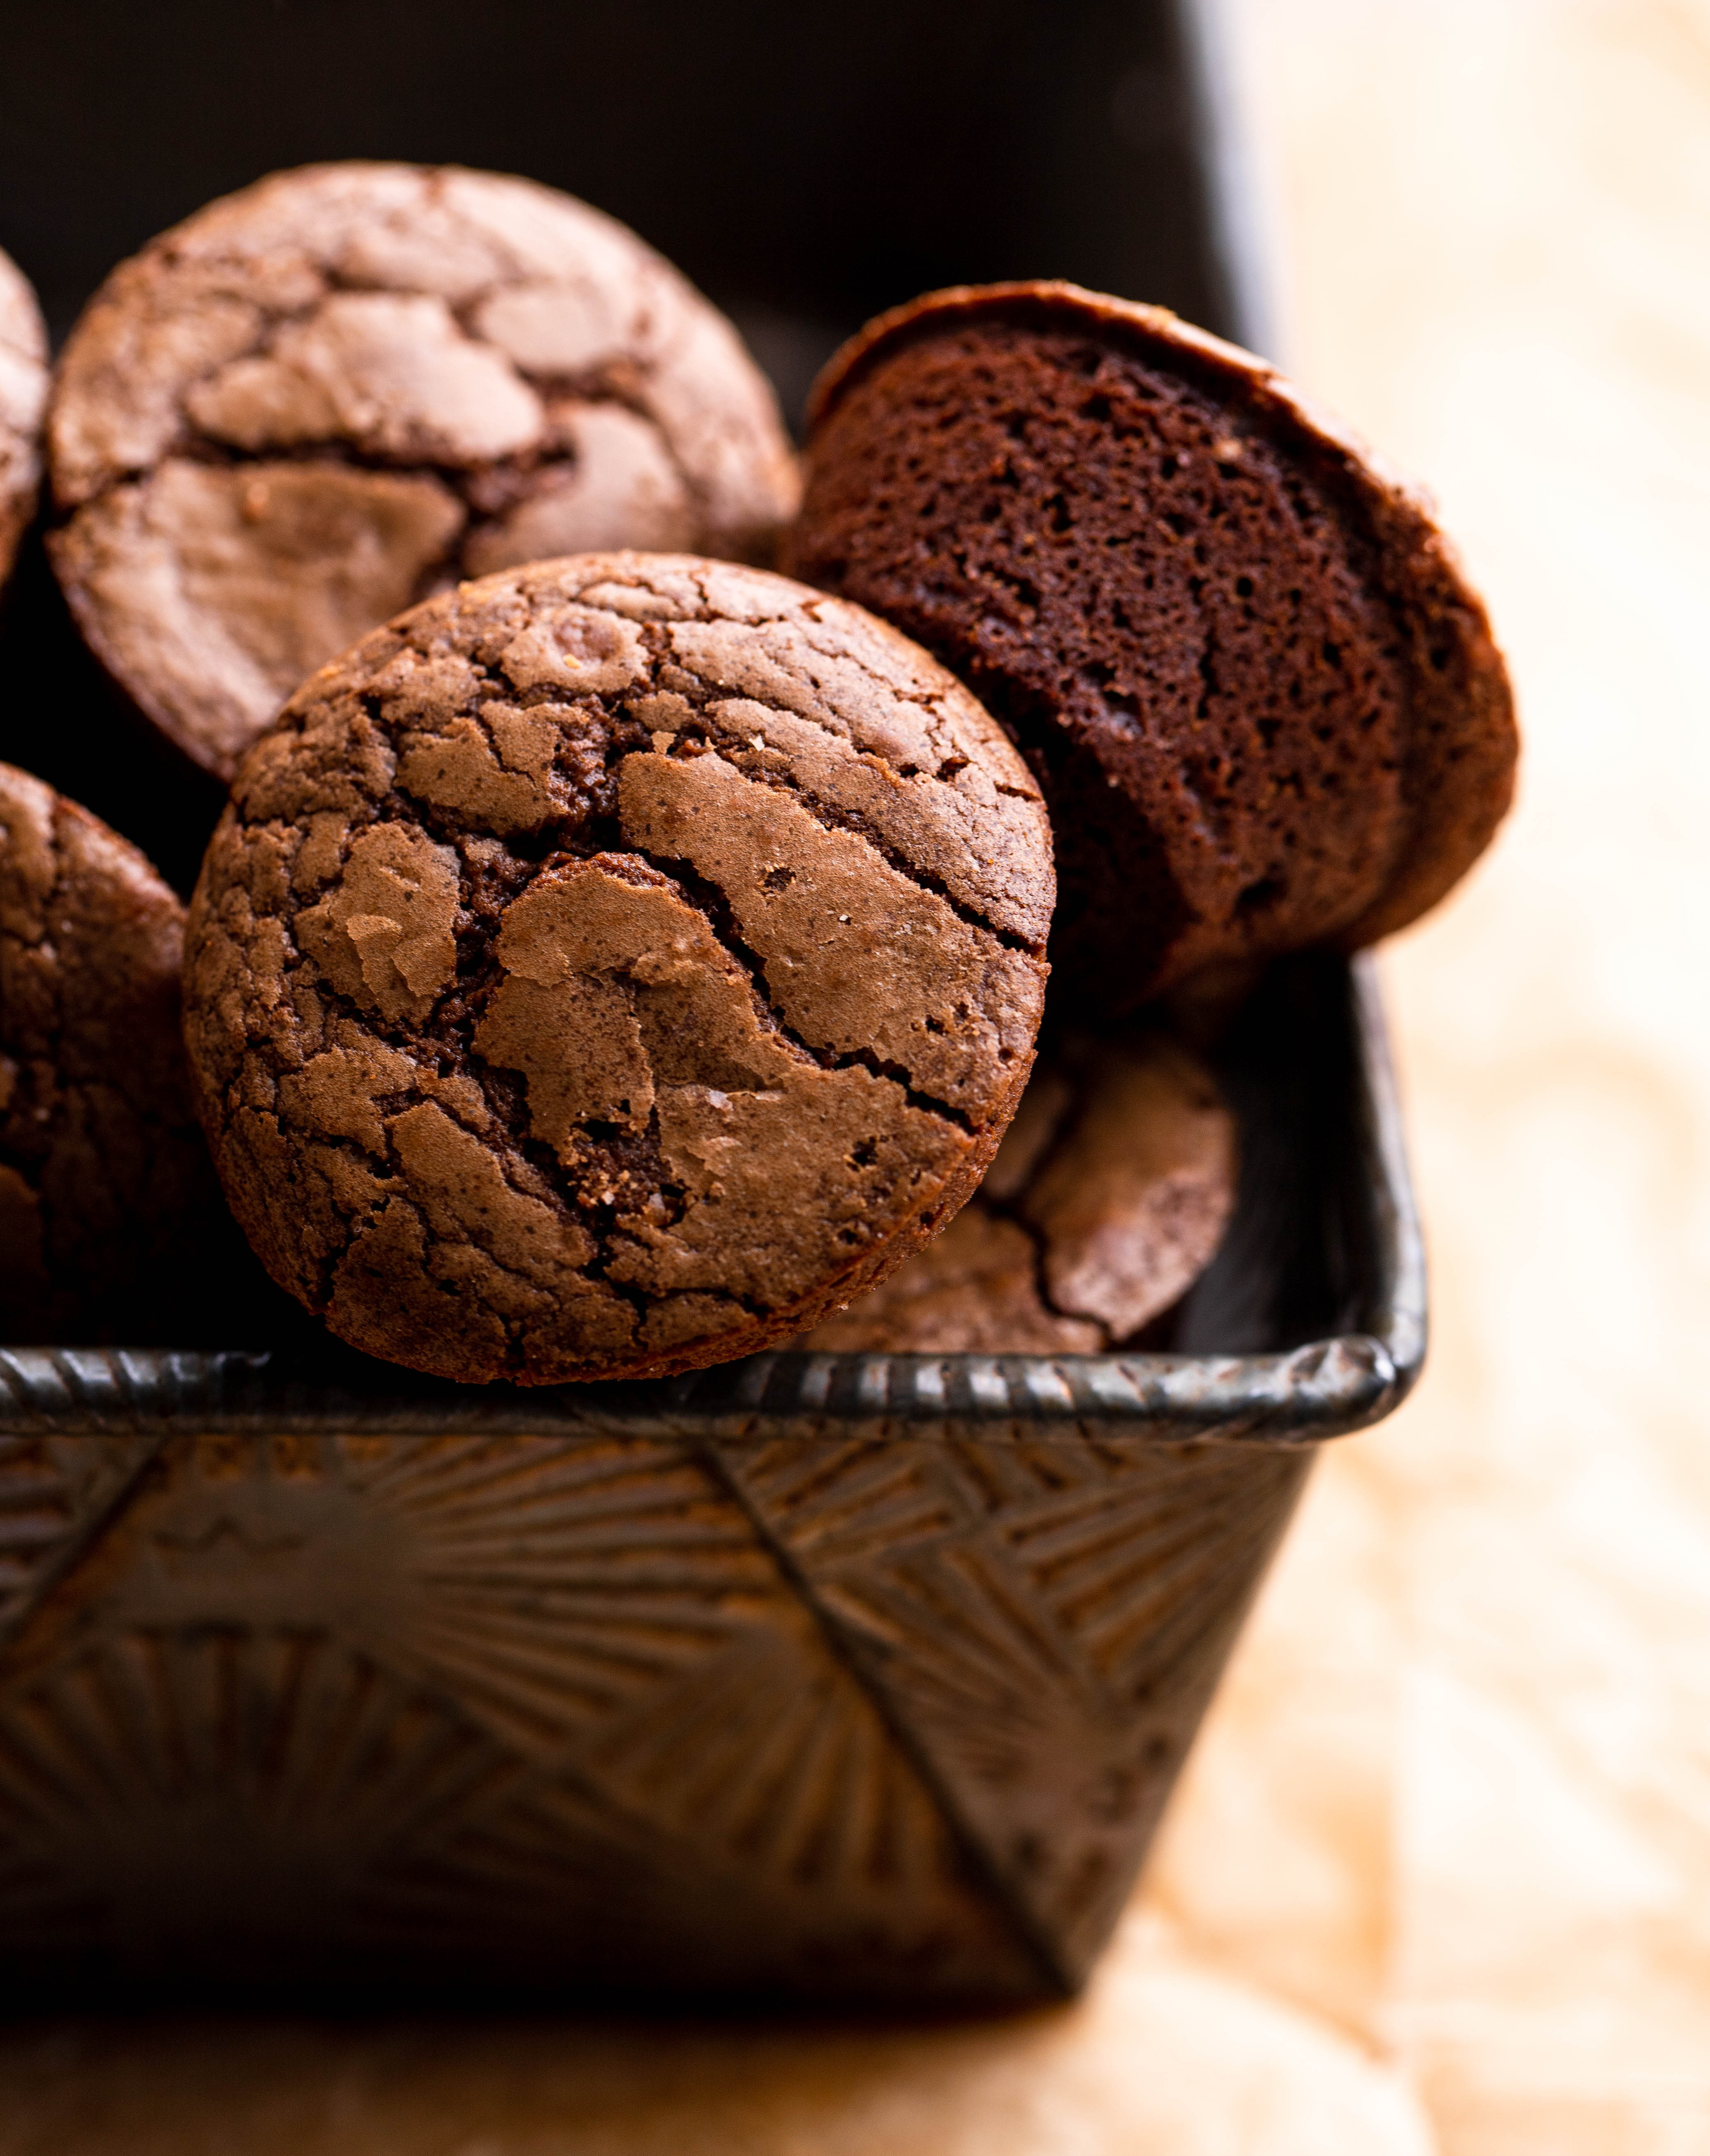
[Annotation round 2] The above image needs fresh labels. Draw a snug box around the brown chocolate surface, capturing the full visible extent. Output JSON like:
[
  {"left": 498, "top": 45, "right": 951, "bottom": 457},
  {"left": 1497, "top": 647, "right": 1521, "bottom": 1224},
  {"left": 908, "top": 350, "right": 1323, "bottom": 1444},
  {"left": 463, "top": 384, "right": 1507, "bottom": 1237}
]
[
  {"left": 48, "top": 164, "right": 801, "bottom": 781},
  {"left": 800, "top": 1030, "right": 1235, "bottom": 1354},
  {"left": 0, "top": 761, "right": 236, "bottom": 1339},
  {"left": 183, "top": 553, "right": 1053, "bottom": 1385},
  {"left": 786, "top": 282, "right": 1517, "bottom": 1008},
  {"left": 0, "top": 249, "right": 47, "bottom": 596}
]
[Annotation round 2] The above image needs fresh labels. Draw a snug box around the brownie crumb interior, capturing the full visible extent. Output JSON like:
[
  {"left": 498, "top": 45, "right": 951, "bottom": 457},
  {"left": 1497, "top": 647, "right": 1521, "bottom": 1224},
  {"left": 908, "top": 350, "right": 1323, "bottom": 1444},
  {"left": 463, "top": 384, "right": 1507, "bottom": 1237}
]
[{"left": 788, "top": 285, "right": 1518, "bottom": 1010}]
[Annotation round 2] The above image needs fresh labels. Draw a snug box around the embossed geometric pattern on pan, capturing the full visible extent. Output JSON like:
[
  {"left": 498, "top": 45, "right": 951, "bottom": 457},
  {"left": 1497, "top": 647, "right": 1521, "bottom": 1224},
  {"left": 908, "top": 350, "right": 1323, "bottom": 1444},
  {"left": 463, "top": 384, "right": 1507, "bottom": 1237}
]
[
  {"left": 46, "top": 163, "right": 801, "bottom": 779},
  {"left": 720, "top": 1429, "right": 1313, "bottom": 1985},
  {"left": 787, "top": 280, "right": 1518, "bottom": 1009},
  {"left": 0, "top": 247, "right": 47, "bottom": 595},
  {"left": 0, "top": 1430, "right": 1038, "bottom": 1998},
  {"left": 183, "top": 554, "right": 1054, "bottom": 1385},
  {"left": 0, "top": 1431, "right": 162, "bottom": 1650}
]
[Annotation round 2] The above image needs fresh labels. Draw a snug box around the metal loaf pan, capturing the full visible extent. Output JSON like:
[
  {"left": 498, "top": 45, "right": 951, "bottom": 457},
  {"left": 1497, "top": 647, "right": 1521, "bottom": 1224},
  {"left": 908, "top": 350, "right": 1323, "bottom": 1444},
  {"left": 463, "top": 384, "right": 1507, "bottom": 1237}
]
[
  {"left": 0, "top": 1, "right": 1424, "bottom": 2004},
  {"left": 0, "top": 956, "right": 1422, "bottom": 2004}
]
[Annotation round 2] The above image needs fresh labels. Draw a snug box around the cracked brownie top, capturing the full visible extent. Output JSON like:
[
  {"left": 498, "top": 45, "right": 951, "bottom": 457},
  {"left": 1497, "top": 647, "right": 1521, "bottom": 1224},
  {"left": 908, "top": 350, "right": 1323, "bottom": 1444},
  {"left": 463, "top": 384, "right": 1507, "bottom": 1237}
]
[
  {"left": 0, "top": 248, "right": 47, "bottom": 596},
  {"left": 46, "top": 162, "right": 800, "bottom": 781},
  {"left": 786, "top": 280, "right": 1517, "bottom": 1013},
  {"left": 183, "top": 552, "right": 1053, "bottom": 1385},
  {"left": 0, "top": 760, "right": 237, "bottom": 1338},
  {"left": 799, "top": 1030, "right": 1236, "bottom": 1355}
]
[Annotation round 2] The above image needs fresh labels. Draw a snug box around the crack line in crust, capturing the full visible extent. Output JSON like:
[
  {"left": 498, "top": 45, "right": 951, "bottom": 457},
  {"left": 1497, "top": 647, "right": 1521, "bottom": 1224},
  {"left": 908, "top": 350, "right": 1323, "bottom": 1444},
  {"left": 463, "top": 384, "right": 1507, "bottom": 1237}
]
[
  {"left": 185, "top": 556, "right": 1049, "bottom": 1382},
  {"left": 47, "top": 166, "right": 800, "bottom": 780}
]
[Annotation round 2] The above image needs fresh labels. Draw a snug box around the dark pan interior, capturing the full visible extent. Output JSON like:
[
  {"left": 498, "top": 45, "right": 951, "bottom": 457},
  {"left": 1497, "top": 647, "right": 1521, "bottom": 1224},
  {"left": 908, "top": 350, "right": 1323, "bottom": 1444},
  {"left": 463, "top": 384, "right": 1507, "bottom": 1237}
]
[{"left": 0, "top": 0, "right": 1241, "bottom": 388}]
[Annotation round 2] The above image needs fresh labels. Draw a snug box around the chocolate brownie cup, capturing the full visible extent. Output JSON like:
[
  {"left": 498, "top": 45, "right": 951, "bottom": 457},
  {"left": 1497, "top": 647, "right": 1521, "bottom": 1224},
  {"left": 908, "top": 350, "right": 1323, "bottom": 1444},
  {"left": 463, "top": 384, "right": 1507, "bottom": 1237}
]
[
  {"left": 183, "top": 552, "right": 1053, "bottom": 1385},
  {"left": 48, "top": 163, "right": 800, "bottom": 782},
  {"left": 786, "top": 282, "right": 1518, "bottom": 1008},
  {"left": 799, "top": 1030, "right": 1234, "bottom": 1353},
  {"left": 0, "top": 249, "right": 48, "bottom": 596},
  {"left": 0, "top": 761, "right": 234, "bottom": 1339}
]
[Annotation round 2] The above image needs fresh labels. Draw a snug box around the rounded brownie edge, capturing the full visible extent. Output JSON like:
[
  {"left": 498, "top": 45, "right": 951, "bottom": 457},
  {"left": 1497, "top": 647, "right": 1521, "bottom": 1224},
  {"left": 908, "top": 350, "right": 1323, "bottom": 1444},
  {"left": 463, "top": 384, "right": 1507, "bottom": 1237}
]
[
  {"left": 788, "top": 281, "right": 1517, "bottom": 1007},
  {"left": 182, "top": 551, "right": 1053, "bottom": 1387}
]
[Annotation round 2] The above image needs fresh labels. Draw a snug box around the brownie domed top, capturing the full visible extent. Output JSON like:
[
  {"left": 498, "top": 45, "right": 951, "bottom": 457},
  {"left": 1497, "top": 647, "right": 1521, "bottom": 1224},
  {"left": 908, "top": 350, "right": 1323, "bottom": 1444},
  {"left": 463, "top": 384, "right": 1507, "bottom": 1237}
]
[
  {"left": 787, "top": 281, "right": 1517, "bottom": 1009},
  {"left": 0, "top": 247, "right": 47, "bottom": 594},
  {"left": 183, "top": 553, "right": 1052, "bottom": 1385},
  {"left": 49, "top": 163, "right": 800, "bottom": 779}
]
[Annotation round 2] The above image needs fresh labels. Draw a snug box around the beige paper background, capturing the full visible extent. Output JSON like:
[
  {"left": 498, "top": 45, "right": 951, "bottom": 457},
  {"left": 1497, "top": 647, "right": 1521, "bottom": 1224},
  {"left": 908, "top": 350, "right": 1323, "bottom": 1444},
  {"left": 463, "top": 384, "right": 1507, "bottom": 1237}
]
[
  {"left": 4, "top": 2, "right": 1708, "bottom": 2147},
  {"left": 1155, "top": 1, "right": 1710, "bottom": 2143}
]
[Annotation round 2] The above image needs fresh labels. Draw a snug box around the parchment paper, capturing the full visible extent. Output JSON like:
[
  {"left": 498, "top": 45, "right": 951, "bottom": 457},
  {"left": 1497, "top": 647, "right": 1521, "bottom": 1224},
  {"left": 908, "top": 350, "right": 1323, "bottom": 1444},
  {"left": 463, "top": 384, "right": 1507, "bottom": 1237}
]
[{"left": 2, "top": 2, "right": 1706, "bottom": 2147}]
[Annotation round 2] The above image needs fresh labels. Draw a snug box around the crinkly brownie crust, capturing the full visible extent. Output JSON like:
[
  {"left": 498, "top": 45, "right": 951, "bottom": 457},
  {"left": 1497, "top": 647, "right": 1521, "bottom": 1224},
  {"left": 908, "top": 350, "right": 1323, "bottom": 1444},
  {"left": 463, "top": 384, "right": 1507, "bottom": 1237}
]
[
  {"left": 183, "top": 553, "right": 1053, "bottom": 1385},
  {"left": 786, "top": 281, "right": 1517, "bottom": 1006},
  {"left": 48, "top": 163, "right": 800, "bottom": 780},
  {"left": 800, "top": 1029, "right": 1236, "bottom": 1353}
]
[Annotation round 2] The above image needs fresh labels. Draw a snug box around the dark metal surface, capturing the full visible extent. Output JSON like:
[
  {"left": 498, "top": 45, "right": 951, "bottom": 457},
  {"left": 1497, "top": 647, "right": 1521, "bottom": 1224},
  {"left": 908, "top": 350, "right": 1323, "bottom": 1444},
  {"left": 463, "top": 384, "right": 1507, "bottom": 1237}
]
[
  {"left": 0, "top": 0, "right": 1427, "bottom": 2002},
  {"left": 0, "top": 958, "right": 1423, "bottom": 2005}
]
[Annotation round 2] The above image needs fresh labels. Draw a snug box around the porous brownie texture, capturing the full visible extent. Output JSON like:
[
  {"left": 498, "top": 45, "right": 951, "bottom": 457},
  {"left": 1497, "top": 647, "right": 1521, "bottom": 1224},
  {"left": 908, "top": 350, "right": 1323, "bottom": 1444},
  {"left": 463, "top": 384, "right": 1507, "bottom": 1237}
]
[
  {"left": 49, "top": 163, "right": 800, "bottom": 780},
  {"left": 183, "top": 553, "right": 1053, "bottom": 1385},
  {"left": 0, "top": 761, "right": 233, "bottom": 1338},
  {"left": 800, "top": 1030, "right": 1234, "bottom": 1354},
  {"left": 786, "top": 282, "right": 1518, "bottom": 1009},
  {"left": 0, "top": 249, "right": 48, "bottom": 594}
]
